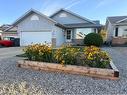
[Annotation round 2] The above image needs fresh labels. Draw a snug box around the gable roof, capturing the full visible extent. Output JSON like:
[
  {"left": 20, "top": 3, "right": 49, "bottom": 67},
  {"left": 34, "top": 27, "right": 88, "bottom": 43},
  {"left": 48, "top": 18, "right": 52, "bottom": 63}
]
[
  {"left": 0, "top": 24, "right": 12, "bottom": 31},
  {"left": 116, "top": 18, "right": 127, "bottom": 23},
  {"left": 11, "top": 9, "right": 101, "bottom": 30},
  {"left": 50, "top": 9, "right": 96, "bottom": 24},
  {"left": 12, "top": 9, "right": 57, "bottom": 26},
  {"left": 4, "top": 26, "right": 17, "bottom": 32},
  {"left": 107, "top": 16, "right": 127, "bottom": 24}
]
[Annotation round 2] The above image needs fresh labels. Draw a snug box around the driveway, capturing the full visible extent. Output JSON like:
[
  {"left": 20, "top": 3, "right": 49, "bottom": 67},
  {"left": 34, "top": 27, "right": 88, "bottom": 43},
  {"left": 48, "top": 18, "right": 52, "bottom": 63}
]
[
  {"left": 0, "top": 47, "right": 127, "bottom": 94},
  {"left": 0, "top": 47, "right": 22, "bottom": 59}
]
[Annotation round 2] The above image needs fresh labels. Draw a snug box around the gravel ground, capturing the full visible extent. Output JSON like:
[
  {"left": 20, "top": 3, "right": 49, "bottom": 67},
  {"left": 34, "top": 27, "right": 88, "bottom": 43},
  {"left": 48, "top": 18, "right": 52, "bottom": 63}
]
[{"left": 0, "top": 47, "right": 127, "bottom": 94}]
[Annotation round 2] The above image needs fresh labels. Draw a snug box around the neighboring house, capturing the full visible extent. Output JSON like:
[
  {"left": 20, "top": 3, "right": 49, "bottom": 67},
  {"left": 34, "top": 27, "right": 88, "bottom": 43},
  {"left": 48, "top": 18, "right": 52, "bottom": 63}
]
[
  {"left": 11, "top": 9, "right": 101, "bottom": 47},
  {"left": 0, "top": 24, "right": 12, "bottom": 31},
  {"left": 2, "top": 26, "right": 18, "bottom": 39},
  {"left": 106, "top": 16, "right": 127, "bottom": 45},
  {"left": 0, "top": 30, "right": 2, "bottom": 36},
  {"left": 0, "top": 28, "right": 2, "bottom": 39},
  {"left": 0, "top": 24, "right": 18, "bottom": 39},
  {"left": 0, "top": 24, "right": 11, "bottom": 38}
]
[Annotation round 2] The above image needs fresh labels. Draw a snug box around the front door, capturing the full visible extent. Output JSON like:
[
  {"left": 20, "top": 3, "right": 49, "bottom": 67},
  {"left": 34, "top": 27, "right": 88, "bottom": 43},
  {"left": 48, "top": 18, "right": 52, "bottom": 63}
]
[{"left": 66, "top": 29, "right": 72, "bottom": 42}]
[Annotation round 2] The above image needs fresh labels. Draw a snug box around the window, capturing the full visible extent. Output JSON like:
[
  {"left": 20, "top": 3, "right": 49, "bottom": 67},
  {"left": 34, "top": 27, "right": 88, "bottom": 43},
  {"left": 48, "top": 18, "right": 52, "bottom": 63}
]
[
  {"left": 66, "top": 30, "right": 71, "bottom": 39},
  {"left": 31, "top": 15, "right": 39, "bottom": 21},
  {"left": 76, "top": 28, "right": 92, "bottom": 39},
  {"left": 123, "top": 31, "right": 127, "bottom": 38},
  {"left": 59, "top": 13, "right": 67, "bottom": 17},
  {"left": 124, "top": 29, "right": 127, "bottom": 31},
  {"left": 115, "top": 27, "right": 118, "bottom": 37},
  {"left": 122, "top": 29, "right": 127, "bottom": 37}
]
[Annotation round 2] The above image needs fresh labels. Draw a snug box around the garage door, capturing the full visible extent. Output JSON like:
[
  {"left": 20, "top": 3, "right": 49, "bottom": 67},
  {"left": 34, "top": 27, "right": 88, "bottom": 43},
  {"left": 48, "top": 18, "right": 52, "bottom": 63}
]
[{"left": 20, "top": 31, "right": 52, "bottom": 46}]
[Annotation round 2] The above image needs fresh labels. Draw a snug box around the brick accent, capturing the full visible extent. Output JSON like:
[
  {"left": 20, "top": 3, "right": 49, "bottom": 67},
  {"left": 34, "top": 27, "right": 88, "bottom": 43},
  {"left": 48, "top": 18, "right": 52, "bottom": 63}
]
[
  {"left": 52, "top": 38, "right": 56, "bottom": 47},
  {"left": 112, "top": 37, "right": 127, "bottom": 45}
]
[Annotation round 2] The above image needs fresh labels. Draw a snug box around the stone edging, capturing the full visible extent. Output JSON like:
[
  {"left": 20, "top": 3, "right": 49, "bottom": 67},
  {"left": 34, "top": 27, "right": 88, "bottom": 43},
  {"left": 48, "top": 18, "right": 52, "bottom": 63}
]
[{"left": 17, "top": 60, "right": 119, "bottom": 80}]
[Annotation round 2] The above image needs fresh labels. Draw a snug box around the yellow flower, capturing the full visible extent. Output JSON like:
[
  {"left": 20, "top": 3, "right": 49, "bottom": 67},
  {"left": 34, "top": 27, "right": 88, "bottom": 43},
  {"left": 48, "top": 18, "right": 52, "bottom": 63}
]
[{"left": 61, "top": 60, "right": 65, "bottom": 66}]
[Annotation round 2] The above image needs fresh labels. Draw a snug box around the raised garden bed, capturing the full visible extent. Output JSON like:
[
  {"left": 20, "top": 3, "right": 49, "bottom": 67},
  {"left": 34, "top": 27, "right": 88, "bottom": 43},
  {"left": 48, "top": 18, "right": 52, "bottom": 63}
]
[
  {"left": 18, "top": 44, "right": 119, "bottom": 80},
  {"left": 17, "top": 60, "right": 119, "bottom": 80}
]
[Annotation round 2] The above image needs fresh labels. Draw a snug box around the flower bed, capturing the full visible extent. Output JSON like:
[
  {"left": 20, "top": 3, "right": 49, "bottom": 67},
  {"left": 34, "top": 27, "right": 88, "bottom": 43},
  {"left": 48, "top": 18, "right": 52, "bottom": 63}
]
[{"left": 18, "top": 44, "right": 119, "bottom": 79}]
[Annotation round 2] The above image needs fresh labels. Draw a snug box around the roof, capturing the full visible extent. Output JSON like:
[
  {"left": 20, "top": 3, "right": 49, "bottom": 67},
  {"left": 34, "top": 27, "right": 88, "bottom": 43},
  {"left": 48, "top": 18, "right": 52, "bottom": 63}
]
[
  {"left": 50, "top": 9, "right": 96, "bottom": 24},
  {"left": 0, "top": 24, "right": 12, "bottom": 31},
  {"left": 107, "top": 16, "right": 127, "bottom": 24},
  {"left": 12, "top": 9, "right": 57, "bottom": 26},
  {"left": 4, "top": 26, "right": 17, "bottom": 32},
  {"left": 64, "top": 23, "right": 102, "bottom": 28},
  {"left": 7, "top": 9, "right": 101, "bottom": 30}
]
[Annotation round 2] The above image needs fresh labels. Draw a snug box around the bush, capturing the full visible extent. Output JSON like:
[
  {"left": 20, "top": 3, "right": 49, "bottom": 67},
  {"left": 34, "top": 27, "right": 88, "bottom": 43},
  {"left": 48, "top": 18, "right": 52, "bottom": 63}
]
[
  {"left": 54, "top": 46, "right": 80, "bottom": 65},
  {"left": 83, "top": 46, "right": 110, "bottom": 68},
  {"left": 23, "top": 44, "right": 110, "bottom": 68},
  {"left": 23, "top": 44, "right": 52, "bottom": 62},
  {"left": 84, "top": 33, "right": 103, "bottom": 47}
]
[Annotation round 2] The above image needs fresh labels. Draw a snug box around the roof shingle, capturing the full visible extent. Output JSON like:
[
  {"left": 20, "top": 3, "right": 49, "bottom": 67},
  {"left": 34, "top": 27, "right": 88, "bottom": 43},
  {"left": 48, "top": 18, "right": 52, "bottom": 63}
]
[{"left": 108, "top": 16, "right": 127, "bottom": 24}]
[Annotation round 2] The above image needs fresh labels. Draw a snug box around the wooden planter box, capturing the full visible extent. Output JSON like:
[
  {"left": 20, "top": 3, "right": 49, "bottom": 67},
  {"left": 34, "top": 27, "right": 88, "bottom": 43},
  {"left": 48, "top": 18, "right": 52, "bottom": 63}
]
[{"left": 17, "top": 60, "right": 119, "bottom": 80}]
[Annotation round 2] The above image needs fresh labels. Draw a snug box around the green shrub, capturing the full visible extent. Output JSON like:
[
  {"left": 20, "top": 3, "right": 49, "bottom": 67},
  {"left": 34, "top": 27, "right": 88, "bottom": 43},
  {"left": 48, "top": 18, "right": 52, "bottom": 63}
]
[{"left": 84, "top": 33, "right": 103, "bottom": 47}]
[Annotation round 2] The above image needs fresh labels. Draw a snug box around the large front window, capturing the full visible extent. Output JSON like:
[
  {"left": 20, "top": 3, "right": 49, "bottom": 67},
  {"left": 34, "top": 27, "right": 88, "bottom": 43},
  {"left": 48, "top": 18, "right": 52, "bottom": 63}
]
[{"left": 75, "top": 28, "right": 92, "bottom": 39}]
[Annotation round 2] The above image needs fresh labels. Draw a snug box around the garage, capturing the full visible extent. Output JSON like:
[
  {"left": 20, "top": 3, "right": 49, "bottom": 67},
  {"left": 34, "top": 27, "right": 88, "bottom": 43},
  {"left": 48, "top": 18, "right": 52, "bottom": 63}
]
[
  {"left": 12, "top": 9, "right": 65, "bottom": 47},
  {"left": 20, "top": 31, "right": 52, "bottom": 46}
]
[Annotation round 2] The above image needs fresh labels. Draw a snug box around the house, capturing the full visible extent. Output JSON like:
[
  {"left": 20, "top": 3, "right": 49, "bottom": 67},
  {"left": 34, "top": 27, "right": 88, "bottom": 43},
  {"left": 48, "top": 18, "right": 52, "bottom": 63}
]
[
  {"left": 0, "top": 28, "right": 2, "bottom": 40},
  {"left": 2, "top": 26, "right": 18, "bottom": 39},
  {"left": 11, "top": 9, "right": 101, "bottom": 47},
  {"left": 106, "top": 16, "right": 127, "bottom": 45},
  {"left": 0, "top": 24, "right": 18, "bottom": 39},
  {"left": 0, "top": 24, "right": 12, "bottom": 31},
  {"left": 0, "top": 24, "right": 11, "bottom": 39}
]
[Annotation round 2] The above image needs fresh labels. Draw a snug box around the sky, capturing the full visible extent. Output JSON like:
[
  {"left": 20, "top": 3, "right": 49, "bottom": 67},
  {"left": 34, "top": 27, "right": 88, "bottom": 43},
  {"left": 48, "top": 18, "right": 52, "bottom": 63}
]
[{"left": 0, "top": 0, "right": 127, "bottom": 25}]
